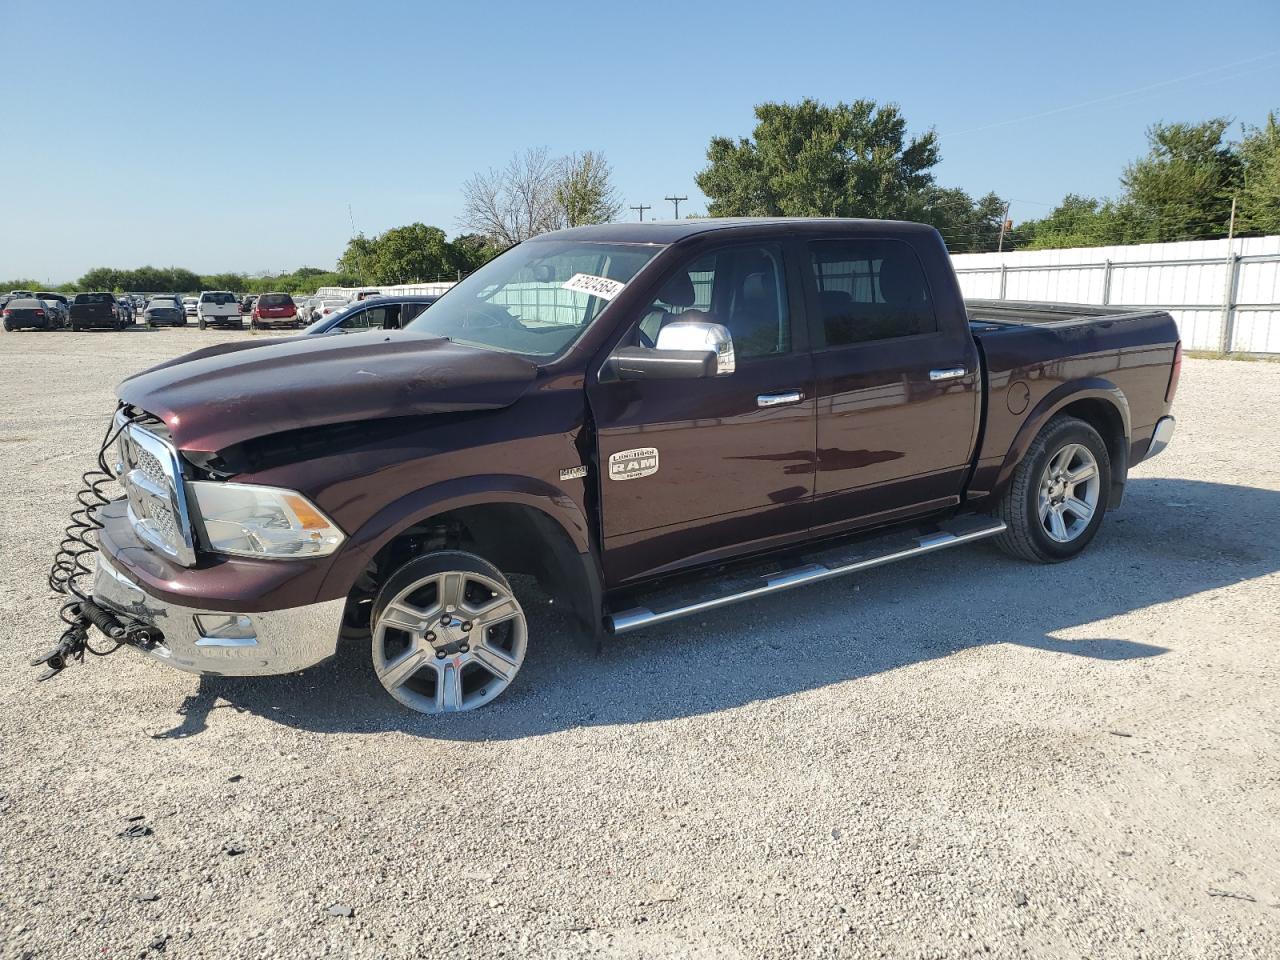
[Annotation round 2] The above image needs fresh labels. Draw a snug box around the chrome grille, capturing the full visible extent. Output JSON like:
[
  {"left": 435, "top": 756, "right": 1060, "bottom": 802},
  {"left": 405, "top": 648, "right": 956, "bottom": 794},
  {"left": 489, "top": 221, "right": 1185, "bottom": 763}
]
[{"left": 115, "top": 412, "right": 196, "bottom": 566}]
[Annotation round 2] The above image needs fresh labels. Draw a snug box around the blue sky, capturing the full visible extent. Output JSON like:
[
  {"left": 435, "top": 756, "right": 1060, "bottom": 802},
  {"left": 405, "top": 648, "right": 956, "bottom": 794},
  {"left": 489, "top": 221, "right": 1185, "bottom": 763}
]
[{"left": 3, "top": 0, "right": 1278, "bottom": 283}]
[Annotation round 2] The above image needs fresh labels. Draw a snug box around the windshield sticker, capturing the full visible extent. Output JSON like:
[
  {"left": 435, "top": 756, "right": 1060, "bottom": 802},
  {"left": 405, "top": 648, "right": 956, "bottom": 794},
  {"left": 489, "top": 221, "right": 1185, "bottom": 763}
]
[{"left": 562, "top": 273, "right": 626, "bottom": 301}]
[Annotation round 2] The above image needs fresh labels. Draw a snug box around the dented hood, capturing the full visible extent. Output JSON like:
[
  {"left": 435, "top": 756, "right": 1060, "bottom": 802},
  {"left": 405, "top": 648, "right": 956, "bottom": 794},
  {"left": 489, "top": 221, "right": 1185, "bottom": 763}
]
[{"left": 117, "top": 331, "right": 539, "bottom": 452}]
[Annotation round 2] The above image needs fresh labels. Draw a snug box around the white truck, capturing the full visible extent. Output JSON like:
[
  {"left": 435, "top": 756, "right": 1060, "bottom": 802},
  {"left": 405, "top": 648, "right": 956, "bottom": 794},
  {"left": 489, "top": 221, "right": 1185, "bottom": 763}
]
[{"left": 196, "top": 290, "right": 243, "bottom": 330}]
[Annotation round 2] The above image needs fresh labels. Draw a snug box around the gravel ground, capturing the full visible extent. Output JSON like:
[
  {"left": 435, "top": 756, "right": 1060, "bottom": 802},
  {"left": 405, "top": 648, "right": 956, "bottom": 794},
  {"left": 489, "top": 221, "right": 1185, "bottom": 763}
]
[{"left": 0, "top": 328, "right": 1277, "bottom": 960}]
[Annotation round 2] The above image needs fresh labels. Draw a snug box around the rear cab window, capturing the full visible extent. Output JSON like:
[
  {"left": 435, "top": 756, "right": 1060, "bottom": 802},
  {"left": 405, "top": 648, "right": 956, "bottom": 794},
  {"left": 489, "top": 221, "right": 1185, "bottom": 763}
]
[{"left": 806, "top": 238, "right": 937, "bottom": 347}]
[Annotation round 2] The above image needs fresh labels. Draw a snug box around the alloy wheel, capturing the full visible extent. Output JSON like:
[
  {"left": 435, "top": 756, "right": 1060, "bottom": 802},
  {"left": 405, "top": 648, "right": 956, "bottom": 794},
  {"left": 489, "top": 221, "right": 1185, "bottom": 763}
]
[
  {"left": 372, "top": 568, "right": 527, "bottom": 713},
  {"left": 1037, "top": 443, "right": 1100, "bottom": 543}
]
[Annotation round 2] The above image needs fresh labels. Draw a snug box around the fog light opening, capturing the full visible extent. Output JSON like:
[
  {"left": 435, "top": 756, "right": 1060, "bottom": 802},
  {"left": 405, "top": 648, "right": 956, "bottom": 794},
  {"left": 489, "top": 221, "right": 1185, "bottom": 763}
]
[{"left": 194, "top": 614, "right": 258, "bottom": 642}]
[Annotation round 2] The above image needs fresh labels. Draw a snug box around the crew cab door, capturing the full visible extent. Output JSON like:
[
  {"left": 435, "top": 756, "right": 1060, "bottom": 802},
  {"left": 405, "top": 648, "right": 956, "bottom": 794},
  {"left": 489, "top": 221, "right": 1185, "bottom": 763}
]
[
  {"left": 802, "top": 235, "right": 980, "bottom": 531},
  {"left": 588, "top": 241, "right": 815, "bottom": 585}
]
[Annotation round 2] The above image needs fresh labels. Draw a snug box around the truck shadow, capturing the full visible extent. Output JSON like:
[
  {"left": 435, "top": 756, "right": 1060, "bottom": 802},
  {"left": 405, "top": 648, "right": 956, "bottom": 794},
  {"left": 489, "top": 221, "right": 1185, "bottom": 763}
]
[{"left": 152, "top": 477, "right": 1278, "bottom": 741}]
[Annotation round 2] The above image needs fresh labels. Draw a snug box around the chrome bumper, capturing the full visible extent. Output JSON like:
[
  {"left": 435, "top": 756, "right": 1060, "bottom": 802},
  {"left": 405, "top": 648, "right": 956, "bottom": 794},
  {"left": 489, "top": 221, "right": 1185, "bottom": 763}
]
[
  {"left": 1144, "top": 416, "right": 1176, "bottom": 461},
  {"left": 93, "top": 553, "right": 345, "bottom": 676}
]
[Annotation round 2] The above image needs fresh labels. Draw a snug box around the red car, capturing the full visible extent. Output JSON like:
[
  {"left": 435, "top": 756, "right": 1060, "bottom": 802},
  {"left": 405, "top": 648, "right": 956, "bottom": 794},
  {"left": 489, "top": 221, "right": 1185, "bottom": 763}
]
[{"left": 251, "top": 293, "right": 298, "bottom": 330}]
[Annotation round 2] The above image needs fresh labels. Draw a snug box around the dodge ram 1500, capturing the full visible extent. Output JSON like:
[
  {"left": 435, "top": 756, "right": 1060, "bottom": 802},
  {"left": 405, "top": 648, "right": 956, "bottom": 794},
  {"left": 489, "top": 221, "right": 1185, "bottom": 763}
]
[{"left": 39, "top": 218, "right": 1180, "bottom": 714}]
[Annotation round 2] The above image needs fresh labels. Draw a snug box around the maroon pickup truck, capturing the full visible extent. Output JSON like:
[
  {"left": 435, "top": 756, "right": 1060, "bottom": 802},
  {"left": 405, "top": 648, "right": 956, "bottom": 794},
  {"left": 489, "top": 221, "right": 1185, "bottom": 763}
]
[{"left": 41, "top": 218, "right": 1180, "bottom": 714}]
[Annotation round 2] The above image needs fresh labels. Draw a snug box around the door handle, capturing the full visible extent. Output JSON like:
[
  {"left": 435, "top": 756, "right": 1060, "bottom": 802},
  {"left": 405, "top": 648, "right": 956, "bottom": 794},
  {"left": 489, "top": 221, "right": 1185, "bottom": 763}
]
[
  {"left": 757, "top": 391, "right": 804, "bottom": 408},
  {"left": 929, "top": 367, "right": 968, "bottom": 382}
]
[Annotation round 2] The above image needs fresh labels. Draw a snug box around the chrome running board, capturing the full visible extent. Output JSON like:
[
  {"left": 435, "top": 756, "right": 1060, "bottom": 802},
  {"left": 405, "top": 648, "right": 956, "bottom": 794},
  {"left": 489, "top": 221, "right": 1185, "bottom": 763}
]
[{"left": 607, "top": 514, "right": 1007, "bottom": 635}]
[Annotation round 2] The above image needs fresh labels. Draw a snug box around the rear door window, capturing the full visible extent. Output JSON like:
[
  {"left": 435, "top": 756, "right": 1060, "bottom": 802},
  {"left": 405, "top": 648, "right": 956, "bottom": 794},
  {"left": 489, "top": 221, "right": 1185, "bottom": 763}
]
[{"left": 807, "top": 238, "right": 937, "bottom": 347}]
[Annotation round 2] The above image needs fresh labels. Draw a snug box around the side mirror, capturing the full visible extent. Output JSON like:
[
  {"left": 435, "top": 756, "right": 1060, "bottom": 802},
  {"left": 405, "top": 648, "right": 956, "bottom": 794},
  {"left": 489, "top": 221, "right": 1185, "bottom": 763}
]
[{"left": 606, "top": 321, "right": 736, "bottom": 381}]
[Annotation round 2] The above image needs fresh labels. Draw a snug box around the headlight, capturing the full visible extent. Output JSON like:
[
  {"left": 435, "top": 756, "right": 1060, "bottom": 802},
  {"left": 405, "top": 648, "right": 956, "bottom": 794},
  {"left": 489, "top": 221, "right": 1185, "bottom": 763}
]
[{"left": 189, "top": 481, "right": 344, "bottom": 558}]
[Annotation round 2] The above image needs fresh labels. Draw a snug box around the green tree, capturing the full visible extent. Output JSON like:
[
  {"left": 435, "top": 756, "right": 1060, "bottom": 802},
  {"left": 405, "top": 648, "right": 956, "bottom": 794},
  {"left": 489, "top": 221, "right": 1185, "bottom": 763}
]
[
  {"left": 914, "top": 187, "right": 1009, "bottom": 253},
  {"left": 696, "top": 99, "right": 940, "bottom": 219},
  {"left": 1121, "top": 118, "right": 1242, "bottom": 241},
  {"left": 201, "top": 272, "right": 251, "bottom": 292},
  {"left": 78, "top": 267, "right": 122, "bottom": 290},
  {"left": 1238, "top": 111, "right": 1280, "bottom": 235},
  {"left": 369, "top": 223, "right": 453, "bottom": 283},
  {"left": 554, "top": 151, "right": 622, "bottom": 227},
  {"left": 447, "top": 233, "right": 500, "bottom": 274},
  {"left": 336, "top": 233, "right": 378, "bottom": 283}
]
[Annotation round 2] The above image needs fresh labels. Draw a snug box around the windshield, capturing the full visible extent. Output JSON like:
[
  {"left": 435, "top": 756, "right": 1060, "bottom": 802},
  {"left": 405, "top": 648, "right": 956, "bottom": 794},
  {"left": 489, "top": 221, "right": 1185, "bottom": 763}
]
[
  {"left": 404, "top": 239, "right": 661, "bottom": 357},
  {"left": 149, "top": 299, "right": 179, "bottom": 310},
  {"left": 74, "top": 293, "right": 113, "bottom": 304}
]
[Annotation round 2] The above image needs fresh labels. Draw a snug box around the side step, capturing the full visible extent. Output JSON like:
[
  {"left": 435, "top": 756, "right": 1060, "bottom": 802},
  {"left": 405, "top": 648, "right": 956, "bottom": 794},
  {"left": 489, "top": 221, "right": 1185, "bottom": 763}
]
[{"left": 606, "top": 514, "right": 1007, "bottom": 635}]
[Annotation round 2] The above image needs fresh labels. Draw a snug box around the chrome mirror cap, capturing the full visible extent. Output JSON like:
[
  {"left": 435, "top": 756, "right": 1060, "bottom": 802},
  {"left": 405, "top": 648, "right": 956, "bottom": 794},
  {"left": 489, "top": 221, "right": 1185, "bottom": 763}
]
[{"left": 655, "top": 321, "right": 735, "bottom": 376}]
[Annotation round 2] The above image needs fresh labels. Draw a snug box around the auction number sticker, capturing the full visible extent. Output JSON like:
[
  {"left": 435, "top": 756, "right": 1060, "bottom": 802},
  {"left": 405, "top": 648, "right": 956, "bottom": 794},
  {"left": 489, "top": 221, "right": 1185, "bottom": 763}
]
[{"left": 563, "top": 273, "right": 626, "bottom": 300}]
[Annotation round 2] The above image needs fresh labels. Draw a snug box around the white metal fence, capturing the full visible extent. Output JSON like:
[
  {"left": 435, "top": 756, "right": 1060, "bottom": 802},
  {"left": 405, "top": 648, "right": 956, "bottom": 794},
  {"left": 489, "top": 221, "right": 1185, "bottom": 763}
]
[
  {"left": 951, "top": 235, "right": 1280, "bottom": 354},
  {"left": 313, "top": 282, "right": 457, "bottom": 300}
]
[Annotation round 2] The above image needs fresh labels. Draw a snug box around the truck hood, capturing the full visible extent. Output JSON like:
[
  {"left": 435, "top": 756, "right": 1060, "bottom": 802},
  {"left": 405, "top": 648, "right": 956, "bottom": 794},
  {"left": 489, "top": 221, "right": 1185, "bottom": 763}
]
[{"left": 118, "top": 331, "right": 539, "bottom": 452}]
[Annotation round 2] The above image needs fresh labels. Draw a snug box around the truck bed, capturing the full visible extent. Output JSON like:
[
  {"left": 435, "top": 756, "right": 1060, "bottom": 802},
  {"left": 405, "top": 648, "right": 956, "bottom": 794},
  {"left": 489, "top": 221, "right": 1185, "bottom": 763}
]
[
  {"left": 963, "top": 298, "right": 1180, "bottom": 509},
  {"left": 966, "top": 297, "right": 1156, "bottom": 328}
]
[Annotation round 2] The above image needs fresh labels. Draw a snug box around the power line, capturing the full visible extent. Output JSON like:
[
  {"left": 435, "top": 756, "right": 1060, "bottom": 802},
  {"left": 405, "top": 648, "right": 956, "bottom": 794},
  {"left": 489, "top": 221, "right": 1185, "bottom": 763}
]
[
  {"left": 943, "top": 49, "right": 1280, "bottom": 137},
  {"left": 630, "top": 203, "right": 651, "bottom": 222},
  {"left": 665, "top": 195, "right": 688, "bottom": 219}
]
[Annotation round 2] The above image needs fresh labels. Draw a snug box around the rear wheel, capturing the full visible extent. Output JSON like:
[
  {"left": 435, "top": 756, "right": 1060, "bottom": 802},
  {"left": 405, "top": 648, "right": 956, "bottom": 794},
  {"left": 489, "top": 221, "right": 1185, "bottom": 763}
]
[
  {"left": 370, "top": 551, "right": 528, "bottom": 714},
  {"left": 992, "top": 415, "right": 1110, "bottom": 563}
]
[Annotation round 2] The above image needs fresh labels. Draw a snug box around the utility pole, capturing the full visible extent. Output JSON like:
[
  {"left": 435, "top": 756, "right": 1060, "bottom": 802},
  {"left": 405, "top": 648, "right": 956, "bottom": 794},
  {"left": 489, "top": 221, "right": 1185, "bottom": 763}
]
[
  {"left": 630, "top": 203, "right": 651, "bottom": 222},
  {"left": 665, "top": 195, "right": 687, "bottom": 219},
  {"left": 997, "top": 200, "right": 1012, "bottom": 253}
]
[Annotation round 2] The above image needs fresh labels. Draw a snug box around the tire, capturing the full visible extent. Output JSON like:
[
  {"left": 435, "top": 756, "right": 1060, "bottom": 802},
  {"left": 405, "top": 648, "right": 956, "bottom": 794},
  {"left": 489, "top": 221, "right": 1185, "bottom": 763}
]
[
  {"left": 370, "top": 550, "right": 528, "bottom": 714},
  {"left": 198, "top": 318, "right": 206, "bottom": 330},
  {"left": 71, "top": 323, "right": 80, "bottom": 332},
  {"left": 992, "top": 415, "right": 1111, "bottom": 563},
  {"left": 2, "top": 320, "right": 10, "bottom": 332}
]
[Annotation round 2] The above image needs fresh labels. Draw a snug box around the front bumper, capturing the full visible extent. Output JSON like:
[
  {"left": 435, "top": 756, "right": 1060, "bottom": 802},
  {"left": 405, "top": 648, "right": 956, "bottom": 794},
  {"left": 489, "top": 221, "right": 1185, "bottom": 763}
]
[{"left": 93, "top": 548, "right": 346, "bottom": 677}]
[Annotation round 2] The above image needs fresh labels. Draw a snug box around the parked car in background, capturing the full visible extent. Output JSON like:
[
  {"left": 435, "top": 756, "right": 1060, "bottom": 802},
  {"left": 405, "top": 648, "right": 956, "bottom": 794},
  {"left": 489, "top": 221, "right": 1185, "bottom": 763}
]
[
  {"left": 2, "top": 290, "right": 38, "bottom": 311},
  {"left": 305, "top": 294, "right": 438, "bottom": 335},
  {"left": 251, "top": 292, "right": 298, "bottom": 329},
  {"left": 240, "top": 295, "right": 257, "bottom": 315},
  {"left": 197, "top": 290, "right": 244, "bottom": 330},
  {"left": 36, "top": 292, "right": 70, "bottom": 326},
  {"left": 313, "top": 298, "right": 348, "bottom": 322},
  {"left": 2, "top": 297, "right": 61, "bottom": 331},
  {"left": 116, "top": 297, "right": 135, "bottom": 324},
  {"left": 181, "top": 297, "right": 198, "bottom": 318},
  {"left": 296, "top": 296, "right": 321, "bottom": 324},
  {"left": 68, "top": 292, "right": 124, "bottom": 331},
  {"left": 143, "top": 296, "right": 187, "bottom": 327}
]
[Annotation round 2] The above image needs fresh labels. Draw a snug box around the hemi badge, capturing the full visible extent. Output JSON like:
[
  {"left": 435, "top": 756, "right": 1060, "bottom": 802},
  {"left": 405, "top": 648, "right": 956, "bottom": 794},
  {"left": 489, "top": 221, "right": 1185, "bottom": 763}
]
[{"left": 559, "top": 465, "right": 588, "bottom": 481}]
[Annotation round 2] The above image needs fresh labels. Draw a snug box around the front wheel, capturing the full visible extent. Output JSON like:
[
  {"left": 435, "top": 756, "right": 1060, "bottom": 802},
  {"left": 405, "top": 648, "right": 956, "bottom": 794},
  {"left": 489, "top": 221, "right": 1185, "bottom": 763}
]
[
  {"left": 370, "top": 551, "right": 528, "bottom": 714},
  {"left": 992, "top": 415, "right": 1111, "bottom": 563},
  {"left": 198, "top": 318, "right": 206, "bottom": 330}
]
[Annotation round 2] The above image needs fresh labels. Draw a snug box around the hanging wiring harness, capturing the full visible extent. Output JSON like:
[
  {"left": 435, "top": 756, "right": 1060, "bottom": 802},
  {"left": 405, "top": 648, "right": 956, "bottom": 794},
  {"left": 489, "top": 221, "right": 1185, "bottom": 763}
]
[{"left": 35, "top": 405, "right": 160, "bottom": 680}]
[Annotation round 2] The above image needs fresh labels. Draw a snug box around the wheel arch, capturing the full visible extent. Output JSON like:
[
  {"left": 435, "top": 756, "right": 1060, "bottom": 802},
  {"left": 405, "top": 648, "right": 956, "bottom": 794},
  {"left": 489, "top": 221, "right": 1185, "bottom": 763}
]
[
  {"left": 325, "top": 476, "right": 603, "bottom": 643},
  {"left": 995, "top": 379, "right": 1131, "bottom": 509}
]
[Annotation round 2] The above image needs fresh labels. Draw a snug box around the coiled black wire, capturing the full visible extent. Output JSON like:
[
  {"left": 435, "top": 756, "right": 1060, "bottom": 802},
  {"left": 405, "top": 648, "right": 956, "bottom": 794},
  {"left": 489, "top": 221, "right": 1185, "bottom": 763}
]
[{"left": 47, "top": 405, "right": 149, "bottom": 657}]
